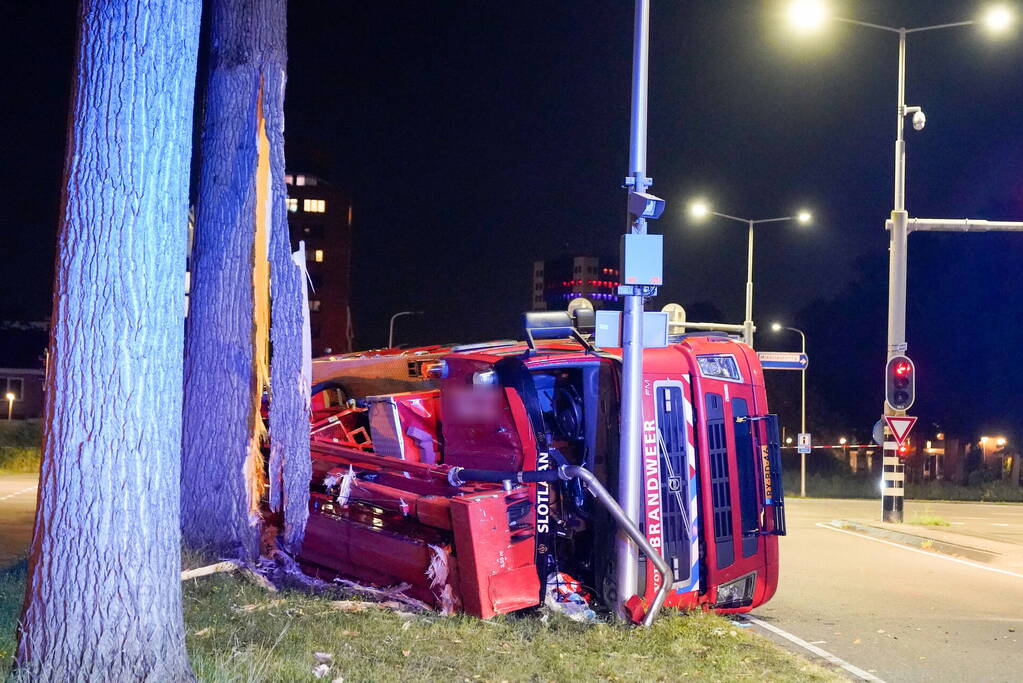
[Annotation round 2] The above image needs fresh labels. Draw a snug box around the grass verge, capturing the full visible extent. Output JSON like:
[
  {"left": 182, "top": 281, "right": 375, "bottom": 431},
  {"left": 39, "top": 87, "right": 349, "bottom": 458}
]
[
  {"left": 0, "top": 421, "right": 41, "bottom": 474},
  {"left": 907, "top": 513, "right": 951, "bottom": 527},
  {"left": 1, "top": 562, "right": 839, "bottom": 681},
  {"left": 783, "top": 472, "right": 1023, "bottom": 503}
]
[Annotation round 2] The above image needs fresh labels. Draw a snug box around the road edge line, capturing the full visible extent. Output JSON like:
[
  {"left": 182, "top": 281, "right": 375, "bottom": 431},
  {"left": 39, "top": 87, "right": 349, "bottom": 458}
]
[
  {"left": 740, "top": 614, "right": 885, "bottom": 682},
  {"left": 816, "top": 522, "right": 1023, "bottom": 580}
]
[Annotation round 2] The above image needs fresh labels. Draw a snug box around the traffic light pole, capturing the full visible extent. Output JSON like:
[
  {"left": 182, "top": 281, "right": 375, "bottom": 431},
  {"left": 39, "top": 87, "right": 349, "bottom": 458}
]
[{"left": 882, "top": 30, "right": 909, "bottom": 524}]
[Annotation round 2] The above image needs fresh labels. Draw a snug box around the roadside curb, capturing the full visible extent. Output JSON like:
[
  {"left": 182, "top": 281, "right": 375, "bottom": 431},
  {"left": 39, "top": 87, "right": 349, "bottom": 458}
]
[{"left": 830, "top": 519, "right": 999, "bottom": 563}]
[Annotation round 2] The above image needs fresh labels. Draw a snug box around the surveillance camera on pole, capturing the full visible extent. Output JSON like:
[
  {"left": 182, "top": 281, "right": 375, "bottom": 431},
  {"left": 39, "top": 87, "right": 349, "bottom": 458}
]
[{"left": 905, "top": 106, "right": 925, "bottom": 131}]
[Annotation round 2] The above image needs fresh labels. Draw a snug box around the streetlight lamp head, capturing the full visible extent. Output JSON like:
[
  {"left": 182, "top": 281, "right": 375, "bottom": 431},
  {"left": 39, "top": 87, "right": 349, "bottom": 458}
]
[
  {"left": 996, "top": 437, "right": 1007, "bottom": 446},
  {"left": 688, "top": 200, "right": 710, "bottom": 220},
  {"left": 771, "top": 322, "right": 782, "bottom": 332},
  {"left": 983, "top": 5, "right": 1013, "bottom": 32},
  {"left": 839, "top": 437, "right": 847, "bottom": 445},
  {"left": 787, "top": 0, "right": 829, "bottom": 33},
  {"left": 796, "top": 210, "right": 812, "bottom": 224},
  {"left": 4, "top": 393, "right": 13, "bottom": 401}
]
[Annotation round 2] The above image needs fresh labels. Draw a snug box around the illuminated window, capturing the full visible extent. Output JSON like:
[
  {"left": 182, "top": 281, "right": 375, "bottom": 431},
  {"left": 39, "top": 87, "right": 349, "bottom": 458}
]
[
  {"left": 284, "top": 174, "right": 293, "bottom": 185},
  {"left": 286, "top": 197, "right": 298, "bottom": 212},
  {"left": 304, "top": 198, "right": 325, "bottom": 213},
  {"left": 296, "top": 174, "right": 306, "bottom": 186},
  {"left": 314, "top": 249, "right": 324, "bottom": 262},
  {"left": 309, "top": 299, "right": 321, "bottom": 312}
]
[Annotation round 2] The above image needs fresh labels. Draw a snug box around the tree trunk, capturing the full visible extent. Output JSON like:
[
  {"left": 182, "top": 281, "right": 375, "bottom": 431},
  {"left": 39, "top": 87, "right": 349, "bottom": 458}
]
[
  {"left": 182, "top": 0, "right": 308, "bottom": 560},
  {"left": 15, "top": 1, "right": 201, "bottom": 679}
]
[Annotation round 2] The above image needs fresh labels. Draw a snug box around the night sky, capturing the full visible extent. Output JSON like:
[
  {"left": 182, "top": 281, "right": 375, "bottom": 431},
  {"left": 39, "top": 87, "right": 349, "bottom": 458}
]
[{"left": 3, "top": 1, "right": 1021, "bottom": 440}]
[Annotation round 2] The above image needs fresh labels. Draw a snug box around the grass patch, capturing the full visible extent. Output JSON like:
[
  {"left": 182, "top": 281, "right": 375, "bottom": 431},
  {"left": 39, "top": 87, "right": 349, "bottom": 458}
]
[
  {"left": 0, "top": 560, "right": 26, "bottom": 666},
  {"left": 0, "top": 421, "right": 41, "bottom": 474},
  {"left": 0, "top": 561, "right": 840, "bottom": 681},
  {"left": 907, "top": 513, "right": 951, "bottom": 527},
  {"left": 783, "top": 472, "right": 1023, "bottom": 503},
  {"left": 0, "top": 447, "right": 40, "bottom": 474},
  {"left": 182, "top": 574, "right": 840, "bottom": 682}
]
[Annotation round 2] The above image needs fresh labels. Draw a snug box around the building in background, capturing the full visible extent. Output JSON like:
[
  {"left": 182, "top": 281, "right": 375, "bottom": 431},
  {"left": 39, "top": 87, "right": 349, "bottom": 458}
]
[
  {"left": 285, "top": 173, "right": 353, "bottom": 355},
  {"left": 531, "top": 255, "right": 620, "bottom": 312},
  {"left": 0, "top": 321, "right": 48, "bottom": 420}
]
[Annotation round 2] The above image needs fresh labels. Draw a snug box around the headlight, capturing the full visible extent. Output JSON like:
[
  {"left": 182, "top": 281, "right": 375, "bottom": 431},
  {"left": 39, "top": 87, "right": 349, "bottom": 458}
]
[
  {"left": 714, "top": 571, "right": 757, "bottom": 609},
  {"left": 697, "top": 354, "right": 742, "bottom": 382}
]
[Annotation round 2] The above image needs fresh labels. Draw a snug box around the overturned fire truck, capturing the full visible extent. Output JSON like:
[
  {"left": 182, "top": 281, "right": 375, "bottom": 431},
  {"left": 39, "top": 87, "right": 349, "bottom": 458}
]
[{"left": 295, "top": 312, "right": 785, "bottom": 625}]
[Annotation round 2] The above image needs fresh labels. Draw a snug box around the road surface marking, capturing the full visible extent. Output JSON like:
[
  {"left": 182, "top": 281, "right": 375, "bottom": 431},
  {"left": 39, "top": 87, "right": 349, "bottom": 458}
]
[
  {"left": 741, "top": 614, "right": 885, "bottom": 682},
  {"left": 0, "top": 485, "right": 36, "bottom": 502},
  {"left": 992, "top": 523, "right": 1010, "bottom": 527},
  {"left": 817, "top": 522, "right": 1023, "bottom": 580}
]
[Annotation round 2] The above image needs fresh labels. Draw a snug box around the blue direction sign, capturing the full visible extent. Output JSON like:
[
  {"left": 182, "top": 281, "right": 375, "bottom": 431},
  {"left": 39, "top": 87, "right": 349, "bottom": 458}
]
[{"left": 757, "top": 351, "right": 809, "bottom": 371}]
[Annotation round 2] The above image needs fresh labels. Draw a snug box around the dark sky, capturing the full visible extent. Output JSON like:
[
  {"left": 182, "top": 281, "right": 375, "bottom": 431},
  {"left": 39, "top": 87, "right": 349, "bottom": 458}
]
[{"left": 2, "top": 1, "right": 1021, "bottom": 440}]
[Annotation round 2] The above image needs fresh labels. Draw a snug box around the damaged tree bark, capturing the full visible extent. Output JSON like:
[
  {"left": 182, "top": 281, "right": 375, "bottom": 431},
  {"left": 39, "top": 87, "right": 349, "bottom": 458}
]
[
  {"left": 182, "top": 0, "right": 309, "bottom": 561},
  {"left": 15, "top": 1, "right": 201, "bottom": 679}
]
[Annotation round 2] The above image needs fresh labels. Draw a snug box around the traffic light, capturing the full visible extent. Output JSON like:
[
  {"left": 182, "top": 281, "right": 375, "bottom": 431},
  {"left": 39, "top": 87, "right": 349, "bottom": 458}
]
[{"left": 885, "top": 355, "right": 915, "bottom": 411}]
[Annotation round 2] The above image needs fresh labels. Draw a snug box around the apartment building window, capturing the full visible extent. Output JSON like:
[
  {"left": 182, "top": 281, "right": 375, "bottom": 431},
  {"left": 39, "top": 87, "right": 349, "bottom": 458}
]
[
  {"left": 304, "top": 198, "right": 326, "bottom": 213},
  {"left": 286, "top": 197, "right": 298, "bottom": 213},
  {"left": 314, "top": 249, "right": 324, "bottom": 262},
  {"left": 309, "top": 300, "right": 322, "bottom": 312},
  {"left": 302, "top": 224, "right": 325, "bottom": 239}
]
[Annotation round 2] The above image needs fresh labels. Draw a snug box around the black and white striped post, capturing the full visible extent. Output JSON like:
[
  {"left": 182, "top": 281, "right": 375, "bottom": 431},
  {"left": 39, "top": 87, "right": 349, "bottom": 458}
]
[{"left": 881, "top": 431, "right": 904, "bottom": 523}]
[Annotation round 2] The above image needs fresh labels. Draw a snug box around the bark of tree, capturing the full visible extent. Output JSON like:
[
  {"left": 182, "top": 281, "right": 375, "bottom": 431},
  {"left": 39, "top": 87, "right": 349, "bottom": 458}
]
[
  {"left": 15, "top": 1, "right": 201, "bottom": 679},
  {"left": 182, "top": 0, "right": 309, "bottom": 560}
]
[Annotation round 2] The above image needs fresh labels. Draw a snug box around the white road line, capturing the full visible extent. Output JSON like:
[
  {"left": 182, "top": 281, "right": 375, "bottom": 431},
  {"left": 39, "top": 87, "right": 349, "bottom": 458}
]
[
  {"left": 0, "top": 485, "right": 37, "bottom": 502},
  {"left": 992, "top": 523, "right": 1010, "bottom": 527},
  {"left": 817, "top": 522, "right": 1023, "bottom": 580},
  {"left": 741, "top": 614, "right": 885, "bottom": 682}
]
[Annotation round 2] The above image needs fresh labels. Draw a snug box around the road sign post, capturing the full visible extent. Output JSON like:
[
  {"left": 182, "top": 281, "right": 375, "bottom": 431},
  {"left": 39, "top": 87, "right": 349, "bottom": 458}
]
[
  {"left": 881, "top": 416, "right": 916, "bottom": 523},
  {"left": 797, "top": 432, "right": 811, "bottom": 498}
]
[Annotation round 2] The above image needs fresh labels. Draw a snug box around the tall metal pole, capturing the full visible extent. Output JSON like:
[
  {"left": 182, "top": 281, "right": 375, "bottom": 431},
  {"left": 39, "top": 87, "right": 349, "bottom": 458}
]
[
  {"left": 790, "top": 327, "right": 806, "bottom": 497},
  {"left": 743, "top": 220, "right": 755, "bottom": 347},
  {"left": 883, "top": 29, "right": 909, "bottom": 523},
  {"left": 614, "top": 0, "right": 651, "bottom": 618},
  {"left": 388, "top": 310, "right": 421, "bottom": 348}
]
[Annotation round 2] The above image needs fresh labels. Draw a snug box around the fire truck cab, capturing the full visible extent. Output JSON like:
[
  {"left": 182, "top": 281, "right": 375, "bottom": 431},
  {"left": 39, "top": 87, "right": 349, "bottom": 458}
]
[{"left": 298, "top": 317, "right": 784, "bottom": 622}]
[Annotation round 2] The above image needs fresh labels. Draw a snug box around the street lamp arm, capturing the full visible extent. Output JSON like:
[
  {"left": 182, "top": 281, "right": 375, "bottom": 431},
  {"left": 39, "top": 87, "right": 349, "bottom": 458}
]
[
  {"left": 834, "top": 16, "right": 901, "bottom": 34},
  {"left": 835, "top": 17, "right": 974, "bottom": 35},
  {"left": 905, "top": 20, "right": 974, "bottom": 34},
  {"left": 708, "top": 210, "right": 751, "bottom": 225},
  {"left": 709, "top": 211, "right": 795, "bottom": 226}
]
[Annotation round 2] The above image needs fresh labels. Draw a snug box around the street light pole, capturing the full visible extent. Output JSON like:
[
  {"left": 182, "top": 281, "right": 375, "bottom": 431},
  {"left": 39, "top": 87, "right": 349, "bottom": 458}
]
[
  {"left": 689, "top": 207, "right": 810, "bottom": 347},
  {"left": 745, "top": 220, "right": 755, "bottom": 347},
  {"left": 388, "top": 311, "right": 422, "bottom": 349},
  {"left": 5, "top": 392, "right": 14, "bottom": 421},
  {"left": 792, "top": 7, "right": 1021, "bottom": 522}
]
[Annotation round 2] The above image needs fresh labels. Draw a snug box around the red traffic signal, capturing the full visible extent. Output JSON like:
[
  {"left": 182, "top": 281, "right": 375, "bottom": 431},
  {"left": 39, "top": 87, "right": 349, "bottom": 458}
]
[{"left": 885, "top": 355, "right": 915, "bottom": 411}]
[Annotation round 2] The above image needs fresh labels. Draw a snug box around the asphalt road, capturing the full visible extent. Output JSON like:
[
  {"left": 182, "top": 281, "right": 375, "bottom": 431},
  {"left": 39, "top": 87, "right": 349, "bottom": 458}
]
[
  {"left": 0, "top": 473, "right": 38, "bottom": 566},
  {"left": 751, "top": 498, "right": 1023, "bottom": 682}
]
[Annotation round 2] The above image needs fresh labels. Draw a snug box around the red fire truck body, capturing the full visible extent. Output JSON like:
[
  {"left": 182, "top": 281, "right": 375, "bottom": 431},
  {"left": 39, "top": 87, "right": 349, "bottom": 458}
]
[{"left": 298, "top": 328, "right": 784, "bottom": 622}]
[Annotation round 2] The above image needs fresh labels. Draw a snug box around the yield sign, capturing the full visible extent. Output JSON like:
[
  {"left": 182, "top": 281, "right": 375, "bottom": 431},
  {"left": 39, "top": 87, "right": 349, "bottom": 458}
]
[{"left": 884, "top": 416, "right": 917, "bottom": 446}]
